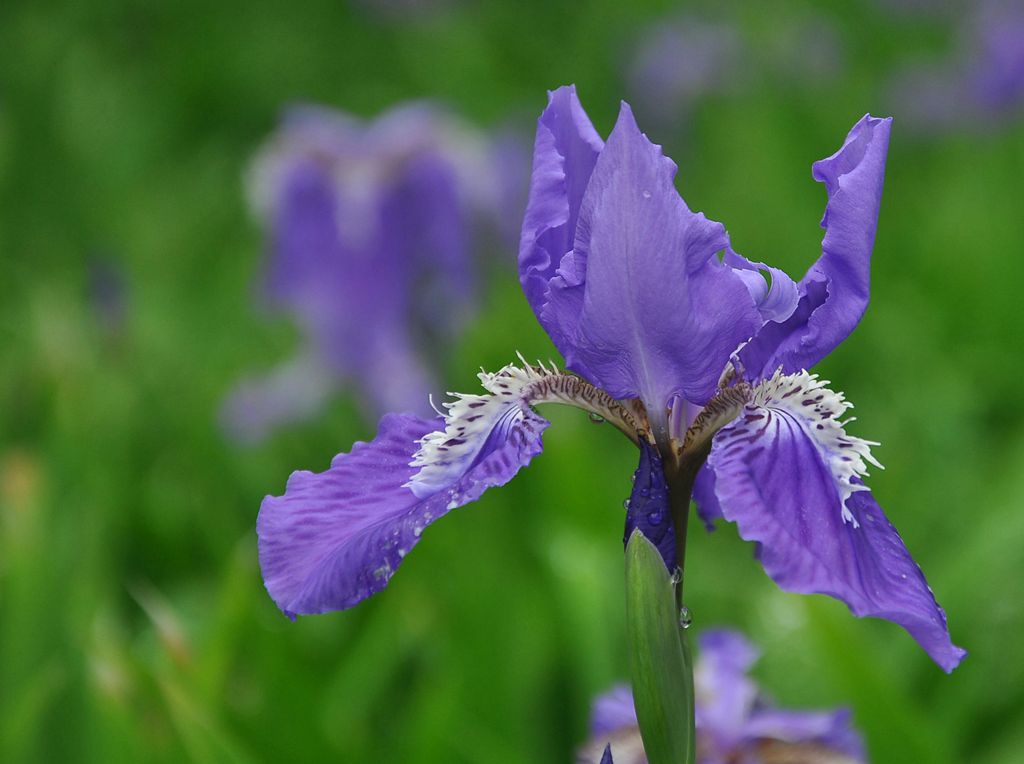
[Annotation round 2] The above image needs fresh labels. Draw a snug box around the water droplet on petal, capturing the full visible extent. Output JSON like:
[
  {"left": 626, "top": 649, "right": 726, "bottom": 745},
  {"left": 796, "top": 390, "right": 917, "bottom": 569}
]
[
  {"left": 588, "top": 412, "right": 605, "bottom": 424},
  {"left": 647, "top": 511, "right": 662, "bottom": 524},
  {"left": 642, "top": 190, "right": 652, "bottom": 199},
  {"left": 678, "top": 605, "right": 693, "bottom": 630},
  {"left": 623, "top": 498, "right": 631, "bottom": 510}
]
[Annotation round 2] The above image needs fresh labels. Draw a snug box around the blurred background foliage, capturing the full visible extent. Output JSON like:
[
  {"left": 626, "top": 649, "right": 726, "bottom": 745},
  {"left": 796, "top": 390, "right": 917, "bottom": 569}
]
[{"left": 1, "top": 0, "right": 1022, "bottom": 762}]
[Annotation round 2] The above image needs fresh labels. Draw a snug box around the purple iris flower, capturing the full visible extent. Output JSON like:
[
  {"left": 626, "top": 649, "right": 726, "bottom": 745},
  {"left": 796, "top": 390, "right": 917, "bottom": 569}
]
[
  {"left": 222, "top": 103, "right": 499, "bottom": 442},
  {"left": 257, "top": 85, "right": 964, "bottom": 672},
  {"left": 578, "top": 629, "right": 865, "bottom": 764}
]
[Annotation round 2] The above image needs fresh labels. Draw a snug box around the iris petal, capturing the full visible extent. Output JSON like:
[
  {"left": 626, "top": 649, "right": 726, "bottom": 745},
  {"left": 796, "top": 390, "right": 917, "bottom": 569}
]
[
  {"left": 706, "top": 371, "right": 966, "bottom": 672},
  {"left": 723, "top": 248, "right": 800, "bottom": 325},
  {"left": 692, "top": 464, "right": 724, "bottom": 531},
  {"left": 518, "top": 85, "right": 604, "bottom": 357},
  {"left": 562, "top": 102, "right": 760, "bottom": 409},
  {"left": 258, "top": 409, "right": 547, "bottom": 616},
  {"left": 740, "top": 115, "right": 892, "bottom": 379}
]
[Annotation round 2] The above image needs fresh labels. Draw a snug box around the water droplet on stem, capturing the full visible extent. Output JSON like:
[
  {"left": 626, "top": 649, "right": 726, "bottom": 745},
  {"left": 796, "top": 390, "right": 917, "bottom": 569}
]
[{"left": 678, "top": 605, "right": 693, "bottom": 630}]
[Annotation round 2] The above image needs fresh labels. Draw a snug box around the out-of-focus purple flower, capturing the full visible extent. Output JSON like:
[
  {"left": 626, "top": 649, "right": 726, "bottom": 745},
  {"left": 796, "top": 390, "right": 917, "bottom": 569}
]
[
  {"left": 625, "top": 13, "right": 846, "bottom": 131},
  {"left": 578, "top": 629, "right": 866, "bottom": 764},
  {"left": 222, "top": 103, "right": 508, "bottom": 443},
  {"left": 256, "top": 86, "right": 963, "bottom": 673},
  {"left": 766, "top": 15, "right": 847, "bottom": 87},
  {"left": 885, "top": 0, "right": 1024, "bottom": 133},
  {"left": 626, "top": 16, "right": 742, "bottom": 129}
]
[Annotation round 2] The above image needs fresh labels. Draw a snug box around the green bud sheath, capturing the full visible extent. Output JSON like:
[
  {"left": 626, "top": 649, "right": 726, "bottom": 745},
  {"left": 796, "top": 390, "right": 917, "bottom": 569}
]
[{"left": 625, "top": 529, "right": 695, "bottom": 764}]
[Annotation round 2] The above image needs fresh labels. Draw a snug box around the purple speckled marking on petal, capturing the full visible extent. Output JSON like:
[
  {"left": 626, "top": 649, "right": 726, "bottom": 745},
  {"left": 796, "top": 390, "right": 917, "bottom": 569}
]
[
  {"left": 258, "top": 408, "right": 548, "bottom": 616},
  {"left": 623, "top": 440, "right": 675, "bottom": 571}
]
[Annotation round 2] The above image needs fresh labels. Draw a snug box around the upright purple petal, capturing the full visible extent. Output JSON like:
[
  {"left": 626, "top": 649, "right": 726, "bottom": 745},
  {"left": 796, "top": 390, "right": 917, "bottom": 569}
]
[
  {"left": 740, "top": 115, "right": 891, "bottom": 379},
  {"left": 518, "top": 85, "right": 604, "bottom": 355},
  {"left": 558, "top": 103, "right": 759, "bottom": 408},
  {"left": 258, "top": 406, "right": 548, "bottom": 616},
  {"left": 624, "top": 441, "right": 675, "bottom": 571},
  {"left": 706, "top": 372, "right": 966, "bottom": 672}
]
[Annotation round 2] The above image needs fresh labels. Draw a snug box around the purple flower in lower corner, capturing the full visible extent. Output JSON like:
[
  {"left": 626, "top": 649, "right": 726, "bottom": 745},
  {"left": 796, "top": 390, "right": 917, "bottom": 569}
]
[
  {"left": 222, "top": 103, "right": 507, "bottom": 442},
  {"left": 257, "top": 85, "right": 964, "bottom": 671},
  {"left": 578, "top": 629, "right": 865, "bottom": 764}
]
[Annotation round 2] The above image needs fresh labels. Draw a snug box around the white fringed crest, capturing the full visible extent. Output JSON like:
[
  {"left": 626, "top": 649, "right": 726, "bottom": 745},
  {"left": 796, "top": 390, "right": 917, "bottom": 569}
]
[
  {"left": 751, "top": 369, "right": 883, "bottom": 526},
  {"left": 405, "top": 356, "right": 647, "bottom": 498}
]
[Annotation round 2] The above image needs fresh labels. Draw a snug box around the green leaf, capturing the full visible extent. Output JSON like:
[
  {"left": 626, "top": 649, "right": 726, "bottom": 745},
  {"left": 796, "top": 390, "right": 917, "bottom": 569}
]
[{"left": 624, "top": 529, "right": 695, "bottom": 764}]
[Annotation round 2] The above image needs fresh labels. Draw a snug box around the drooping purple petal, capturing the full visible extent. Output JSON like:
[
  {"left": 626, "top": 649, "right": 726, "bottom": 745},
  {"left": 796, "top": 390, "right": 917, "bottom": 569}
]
[
  {"left": 558, "top": 102, "right": 759, "bottom": 409},
  {"left": 258, "top": 406, "right": 548, "bottom": 616},
  {"left": 518, "top": 85, "right": 604, "bottom": 356},
  {"left": 739, "top": 115, "right": 892, "bottom": 379},
  {"left": 745, "top": 707, "right": 865, "bottom": 760},
  {"left": 706, "top": 373, "right": 966, "bottom": 672},
  {"left": 624, "top": 441, "right": 675, "bottom": 571}
]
